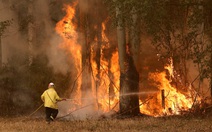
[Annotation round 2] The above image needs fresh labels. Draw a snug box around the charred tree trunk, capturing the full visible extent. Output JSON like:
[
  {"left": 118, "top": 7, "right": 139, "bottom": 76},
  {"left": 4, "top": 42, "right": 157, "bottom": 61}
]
[
  {"left": 126, "top": 54, "right": 140, "bottom": 115},
  {"left": 128, "top": 7, "right": 140, "bottom": 115},
  {"left": 95, "top": 0, "right": 102, "bottom": 109}
]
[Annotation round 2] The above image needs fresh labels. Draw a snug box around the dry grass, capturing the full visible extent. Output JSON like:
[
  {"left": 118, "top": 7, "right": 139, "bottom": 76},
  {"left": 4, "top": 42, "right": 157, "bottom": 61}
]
[{"left": 0, "top": 115, "right": 212, "bottom": 132}]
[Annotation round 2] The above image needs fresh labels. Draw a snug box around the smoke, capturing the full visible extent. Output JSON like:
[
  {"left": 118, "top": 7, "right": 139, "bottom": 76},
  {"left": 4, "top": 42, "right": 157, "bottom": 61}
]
[
  {"left": 47, "top": 34, "right": 71, "bottom": 74},
  {"left": 34, "top": 0, "right": 72, "bottom": 74},
  {"left": 57, "top": 91, "right": 116, "bottom": 120},
  {"left": 0, "top": 0, "right": 72, "bottom": 74}
]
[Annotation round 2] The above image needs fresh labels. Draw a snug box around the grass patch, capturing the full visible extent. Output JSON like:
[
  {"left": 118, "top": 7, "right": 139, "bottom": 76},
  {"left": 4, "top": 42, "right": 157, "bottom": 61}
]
[{"left": 0, "top": 115, "right": 212, "bottom": 132}]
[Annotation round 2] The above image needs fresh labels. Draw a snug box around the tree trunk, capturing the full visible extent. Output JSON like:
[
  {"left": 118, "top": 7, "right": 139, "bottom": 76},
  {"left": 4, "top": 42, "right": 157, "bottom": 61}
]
[
  {"left": 28, "top": 0, "right": 34, "bottom": 66},
  {"left": 128, "top": 7, "right": 140, "bottom": 115},
  {"left": 115, "top": 1, "right": 133, "bottom": 115},
  {"left": 130, "top": 7, "right": 140, "bottom": 70}
]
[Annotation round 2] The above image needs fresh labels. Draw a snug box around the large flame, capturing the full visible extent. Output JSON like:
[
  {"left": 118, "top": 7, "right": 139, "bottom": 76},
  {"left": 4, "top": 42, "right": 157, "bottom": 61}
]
[{"left": 55, "top": 3, "right": 82, "bottom": 107}]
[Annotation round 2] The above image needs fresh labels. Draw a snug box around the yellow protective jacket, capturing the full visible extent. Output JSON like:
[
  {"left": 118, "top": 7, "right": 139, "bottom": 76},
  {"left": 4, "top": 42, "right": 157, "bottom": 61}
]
[{"left": 41, "top": 87, "right": 62, "bottom": 109}]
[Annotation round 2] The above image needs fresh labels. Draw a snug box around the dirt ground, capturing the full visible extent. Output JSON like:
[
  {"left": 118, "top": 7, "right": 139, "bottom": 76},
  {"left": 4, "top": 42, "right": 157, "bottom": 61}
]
[{"left": 0, "top": 114, "right": 212, "bottom": 132}]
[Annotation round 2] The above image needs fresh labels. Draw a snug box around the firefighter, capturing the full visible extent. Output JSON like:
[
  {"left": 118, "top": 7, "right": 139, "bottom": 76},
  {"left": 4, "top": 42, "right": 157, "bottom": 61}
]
[{"left": 41, "top": 82, "right": 66, "bottom": 124}]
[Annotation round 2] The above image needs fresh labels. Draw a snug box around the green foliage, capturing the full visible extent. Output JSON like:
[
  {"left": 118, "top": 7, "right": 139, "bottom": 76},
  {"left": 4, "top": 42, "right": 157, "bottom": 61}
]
[
  {"left": 103, "top": 0, "right": 212, "bottom": 82},
  {"left": 141, "top": 0, "right": 212, "bottom": 80}
]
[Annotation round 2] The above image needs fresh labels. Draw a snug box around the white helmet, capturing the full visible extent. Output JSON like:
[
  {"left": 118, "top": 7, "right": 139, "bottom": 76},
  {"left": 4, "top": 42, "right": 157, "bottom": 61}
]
[{"left": 48, "top": 82, "right": 54, "bottom": 87}]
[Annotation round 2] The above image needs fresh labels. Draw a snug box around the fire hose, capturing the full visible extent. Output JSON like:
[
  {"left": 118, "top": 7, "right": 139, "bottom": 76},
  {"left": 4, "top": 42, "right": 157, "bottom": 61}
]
[{"left": 28, "top": 103, "right": 44, "bottom": 117}]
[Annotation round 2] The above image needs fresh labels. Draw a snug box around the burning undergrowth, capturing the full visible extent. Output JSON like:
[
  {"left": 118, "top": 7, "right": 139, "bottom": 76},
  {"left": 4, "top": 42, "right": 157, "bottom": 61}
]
[{"left": 139, "top": 58, "right": 202, "bottom": 117}]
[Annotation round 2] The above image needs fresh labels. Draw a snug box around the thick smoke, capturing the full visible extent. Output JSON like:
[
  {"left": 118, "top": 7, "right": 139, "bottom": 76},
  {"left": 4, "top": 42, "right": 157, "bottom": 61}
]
[{"left": 0, "top": 0, "right": 73, "bottom": 114}]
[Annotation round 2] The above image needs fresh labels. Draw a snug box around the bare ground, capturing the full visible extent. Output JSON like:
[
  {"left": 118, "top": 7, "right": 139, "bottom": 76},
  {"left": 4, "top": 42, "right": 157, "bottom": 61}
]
[{"left": 0, "top": 114, "right": 212, "bottom": 132}]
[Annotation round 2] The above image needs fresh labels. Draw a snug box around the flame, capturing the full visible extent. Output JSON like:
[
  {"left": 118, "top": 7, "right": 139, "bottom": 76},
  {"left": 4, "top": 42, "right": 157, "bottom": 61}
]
[
  {"left": 139, "top": 58, "right": 201, "bottom": 116},
  {"left": 55, "top": 3, "right": 82, "bottom": 106}
]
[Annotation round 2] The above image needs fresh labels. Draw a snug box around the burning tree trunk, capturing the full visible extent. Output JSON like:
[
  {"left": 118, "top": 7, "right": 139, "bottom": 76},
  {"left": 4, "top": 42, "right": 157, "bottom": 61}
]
[
  {"left": 95, "top": 0, "right": 102, "bottom": 74},
  {"left": 95, "top": 0, "right": 102, "bottom": 109},
  {"left": 95, "top": 24, "right": 101, "bottom": 109},
  {"left": 79, "top": 0, "right": 92, "bottom": 104}
]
